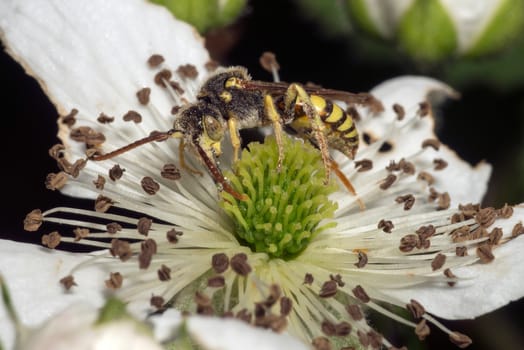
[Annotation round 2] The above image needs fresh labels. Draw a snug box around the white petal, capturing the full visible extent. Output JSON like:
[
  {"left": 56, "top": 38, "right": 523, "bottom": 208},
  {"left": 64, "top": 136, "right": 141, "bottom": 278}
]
[
  {"left": 0, "top": 240, "right": 106, "bottom": 349},
  {"left": 382, "top": 206, "right": 524, "bottom": 320},
  {"left": 187, "top": 316, "right": 310, "bottom": 350},
  {"left": 0, "top": 0, "right": 208, "bottom": 122},
  {"left": 364, "top": 76, "right": 491, "bottom": 205}
]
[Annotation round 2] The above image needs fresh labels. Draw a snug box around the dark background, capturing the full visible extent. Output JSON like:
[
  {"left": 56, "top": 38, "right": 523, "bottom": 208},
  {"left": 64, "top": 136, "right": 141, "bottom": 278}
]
[{"left": 1, "top": 0, "right": 523, "bottom": 349}]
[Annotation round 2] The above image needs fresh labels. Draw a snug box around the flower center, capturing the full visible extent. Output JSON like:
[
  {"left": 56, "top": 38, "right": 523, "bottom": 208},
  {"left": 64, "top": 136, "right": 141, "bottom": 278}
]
[{"left": 220, "top": 135, "right": 338, "bottom": 260}]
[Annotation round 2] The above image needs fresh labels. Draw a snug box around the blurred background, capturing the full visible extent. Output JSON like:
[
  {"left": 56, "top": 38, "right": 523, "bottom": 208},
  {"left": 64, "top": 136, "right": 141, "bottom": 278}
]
[{"left": 1, "top": 0, "right": 524, "bottom": 349}]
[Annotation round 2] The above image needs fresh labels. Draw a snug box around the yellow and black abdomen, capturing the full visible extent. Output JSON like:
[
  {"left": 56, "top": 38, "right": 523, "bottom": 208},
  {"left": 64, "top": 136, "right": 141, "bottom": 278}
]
[{"left": 289, "top": 95, "right": 359, "bottom": 160}]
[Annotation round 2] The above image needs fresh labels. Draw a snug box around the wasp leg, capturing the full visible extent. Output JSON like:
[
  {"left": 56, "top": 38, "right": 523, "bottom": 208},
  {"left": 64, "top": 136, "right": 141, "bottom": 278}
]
[
  {"left": 285, "top": 83, "right": 331, "bottom": 184},
  {"left": 194, "top": 143, "right": 247, "bottom": 201},
  {"left": 179, "top": 139, "right": 203, "bottom": 176},
  {"left": 227, "top": 118, "right": 242, "bottom": 163},
  {"left": 263, "top": 94, "right": 285, "bottom": 171},
  {"left": 330, "top": 159, "right": 365, "bottom": 210}
]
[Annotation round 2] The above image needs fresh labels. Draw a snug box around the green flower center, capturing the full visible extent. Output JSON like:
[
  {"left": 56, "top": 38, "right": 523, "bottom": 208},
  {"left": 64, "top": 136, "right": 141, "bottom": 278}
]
[{"left": 220, "top": 135, "right": 338, "bottom": 260}]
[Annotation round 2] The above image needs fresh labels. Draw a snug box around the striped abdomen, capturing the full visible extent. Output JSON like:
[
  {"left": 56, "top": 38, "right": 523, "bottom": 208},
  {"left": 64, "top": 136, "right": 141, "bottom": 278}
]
[{"left": 289, "top": 94, "right": 359, "bottom": 159}]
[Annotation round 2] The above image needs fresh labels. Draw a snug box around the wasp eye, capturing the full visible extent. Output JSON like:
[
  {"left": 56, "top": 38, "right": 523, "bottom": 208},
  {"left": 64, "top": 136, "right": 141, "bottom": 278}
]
[{"left": 203, "top": 115, "right": 224, "bottom": 141}]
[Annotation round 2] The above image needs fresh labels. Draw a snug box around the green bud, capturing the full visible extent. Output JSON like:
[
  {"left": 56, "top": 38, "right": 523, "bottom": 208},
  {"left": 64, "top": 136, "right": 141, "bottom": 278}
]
[{"left": 151, "top": 0, "right": 246, "bottom": 33}]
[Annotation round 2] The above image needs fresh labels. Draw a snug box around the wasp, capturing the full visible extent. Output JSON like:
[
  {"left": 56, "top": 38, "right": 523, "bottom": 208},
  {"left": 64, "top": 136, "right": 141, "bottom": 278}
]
[{"left": 90, "top": 66, "right": 380, "bottom": 205}]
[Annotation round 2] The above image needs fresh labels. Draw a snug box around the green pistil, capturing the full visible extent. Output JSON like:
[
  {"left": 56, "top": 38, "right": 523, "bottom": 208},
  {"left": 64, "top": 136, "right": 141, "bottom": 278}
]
[{"left": 221, "top": 135, "right": 338, "bottom": 260}]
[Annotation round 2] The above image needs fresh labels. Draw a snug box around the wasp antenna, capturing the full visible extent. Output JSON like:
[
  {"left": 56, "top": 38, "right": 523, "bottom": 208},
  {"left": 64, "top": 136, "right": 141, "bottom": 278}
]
[
  {"left": 89, "top": 129, "right": 177, "bottom": 161},
  {"left": 194, "top": 143, "right": 248, "bottom": 202}
]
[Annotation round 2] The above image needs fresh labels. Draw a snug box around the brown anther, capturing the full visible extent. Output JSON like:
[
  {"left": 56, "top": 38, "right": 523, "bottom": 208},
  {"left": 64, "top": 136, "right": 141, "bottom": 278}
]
[
  {"left": 354, "top": 159, "right": 373, "bottom": 172},
  {"left": 60, "top": 275, "right": 77, "bottom": 290},
  {"left": 161, "top": 163, "right": 181, "bottom": 180},
  {"left": 418, "top": 102, "right": 430, "bottom": 117},
  {"left": 176, "top": 64, "right": 198, "bottom": 79},
  {"left": 24, "top": 209, "right": 43, "bottom": 231},
  {"left": 357, "top": 330, "right": 370, "bottom": 348},
  {"left": 97, "top": 112, "right": 114, "bottom": 124},
  {"left": 157, "top": 264, "right": 172, "bottom": 281},
  {"left": 335, "top": 321, "right": 352, "bottom": 337},
  {"left": 444, "top": 268, "right": 457, "bottom": 286},
  {"left": 138, "top": 240, "right": 156, "bottom": 269},
  {"left": 259, "top": 51, "right": 280, "bottom": 73},
  {"left": 150, "top": 295, "right": 165, "bottom": 309},
  {"left": 136, "top": 87, "right": 151, "bottom": 105},
  {"left": 352, "top": 285, "right": 370, "bottom": 303},
  {"left": 122, "top": 110, "right": 142, "bottom": 123},
  {"left": 321, "top": 320, "right": 336, "bottom": 336},
  {"left": 105, "top": 272, "right": 123, "bottom": 289},
  {"left": 319, "top": 280, "right": 338, "bottom": 298},
  {"left": 433, "top": 158, "right": 448, "bottom": 170},
  {"left": 415, "top": 319, "right": 431, "bottom": 340},
  {"left": 70, "top": 126, "right": 106, "bottom": 146},
  {"left": 330, "top": 274, "right": 345, "bottom": 287},
  {"left": 73, "top": 227, "right": 89, "bottom": 241},
  {"left": 355, "top": 251, "right": 368, "bottom": 268},
  {"left": 407, "top": 299, "right": 425, "bottom": 319},
  {"left": 95, "top": 195, "right": 114, "bottom": 212},
  {"left": 399, "top": 234, "right": 418, "bottom": 253},
  {"left": 437, "top": 192, "right": 451, "bottom": 210},
  {"left": 267, "top": 284, "right": 282, "bottom": 306},
  {"left": 154, "top": 69, "right": 173, "bottom": 87},
  {"left": 399, "top": 159, "right": 415, "bottom": 175},
  {"left": 171, "top": 105, "right": 182, "bottom": 115},
  {"left": 44, "top": 172, "right": 68, "bottom": 191},
  {"left": 195, "top": 291, "right": 211, "bottom": 307},
  {"left": 42, "top": 231, "right": 61, "bottom": 249},
  {"left": 109, "top": 164, "right": 125, "bottom": 181},
  {"left": 489, "top": 227, "right": 503, "bottom": 245},
  {"left": 169, "top": 81, "right": 185, "bottom": 95},
  {"left": 208, "top": 275, "right": 225, "bottom": 288},
  {"left": 93, "top": 175, "right": 106, "bottom": 190},
  {"left": 346, "top": 304, "right": 364, "bottom": 320},
  {"left": 106, "top": 222, "right": 122, "bottom": 234},
  {"left": 368, "top": 330, "right": 384, "bottom": 349},
  {"left": 512, "top": 222, "right": 524, "bottom": 238},
  {"left": 231, "top": 253, "right": 251, "bottom": 276},
  {"left": 476, "top": 207, "right": 497, "bottom": 227},
  {"left": 141, "top": 176, "right": 160, "bottom": 195},
  {"left": 421, "top": 138, "right": 440, "bottom": 151},
  {"left": 312, "top": 336, "right": 331, "bottom": 350},
  {"left": 61, "top": 108, "right": 78, "bottom": 127},
  {"left": 235, "top": 309, "right": 252, "bottom": 323},
  {"left": 449, "top": 331, "right": 472, "bottom": 348},
  {"left": 386, "top": 160, "right": 401, "bottom": 172},
  {"left": 497, "top": 204, "right": 513, "bottom": 218},
  {"left": 67, "top": 159, "right": 87, "bottom": 178},
  {"left": 392, "top": 103, "right": 405, "bottom": 120},
  {"left": 303, "top": 273, "right": 314, "bottom": 285},
  {"left": 459, "top": 203, "right": 480, "bottom": 217},
  {"left": 166, "top": 228, "right": 183, "bottom": 243},
  {"left": 110, "top": 239, "right": 132, "bottom": 261},
  {"left": 431, "top": 253, "right": 446, "bottom": 271},
  {"left": 147, "top": 54, "right": 165, "bottom": 68},
  {"left": 137, "top": 217, "right": 153, "bottom": 236},
  {"left": 255, "top": 314, "right": 288, "bottom": 332},
  {"left": 205, "top": 60, "right": 219, "bottom": 72},
  {"left": 416, "top": 225, "right": 436, "bottom": 240},
  {"left": 212, "top": 253, "right": 230, "bottom": 273},
  {"left": 451, "top": 226, "right": 471, "bottom": 243},
  {"left": 456, "top": 246, "right": 468, "bottom": 257},
  {"left": 347, "top": 105, "right": 361, "bottom": 121},
  {"left": 280, "top": 297, "right": 292, "bottom": 316},
  {"left": 378, "top": 219, "right": 394, "bottom": 233},
  {"left": 417, "top": 171, "right": 435, "bottom": 185},
  {"left": 380, "top": 174, "right": 397, "bottom": 190},
  {"left": 476, "top": 244, "right": 494, "bottom": 263},
  {"left": 395, "top": 194, "right": 415, "bottom": 210}
]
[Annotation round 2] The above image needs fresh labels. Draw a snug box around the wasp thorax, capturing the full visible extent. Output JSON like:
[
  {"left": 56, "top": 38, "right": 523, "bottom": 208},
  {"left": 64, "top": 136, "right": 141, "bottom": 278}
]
[{"left": 220, "top": 135, "right": 338, "bottom": 260}]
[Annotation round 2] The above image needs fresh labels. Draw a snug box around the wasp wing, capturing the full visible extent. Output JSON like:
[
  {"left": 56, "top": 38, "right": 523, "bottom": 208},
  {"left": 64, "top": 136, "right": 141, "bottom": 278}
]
[{"left": 243, "top": 80, "right": 383, "bottom": 111}]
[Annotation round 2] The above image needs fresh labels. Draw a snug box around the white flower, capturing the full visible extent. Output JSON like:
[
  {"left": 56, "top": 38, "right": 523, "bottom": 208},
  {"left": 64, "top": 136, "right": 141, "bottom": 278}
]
[
  {"left": 348, "top": 0, "right": 524, "bottom": 59},
  {"left": 1, "top": 0, "right": 524, "bottom": 350}
]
